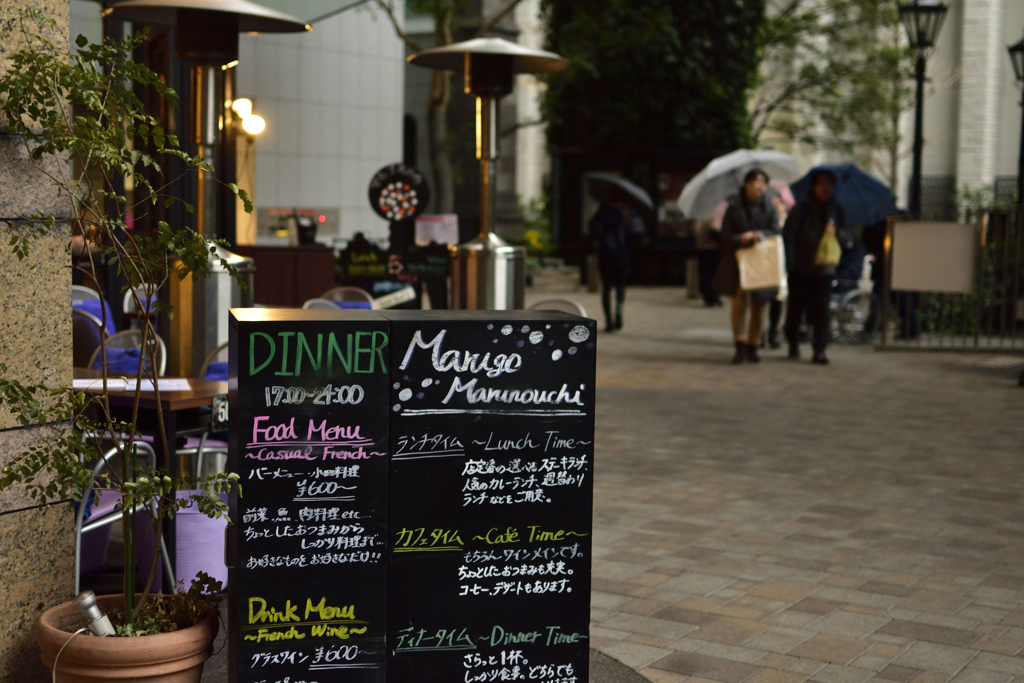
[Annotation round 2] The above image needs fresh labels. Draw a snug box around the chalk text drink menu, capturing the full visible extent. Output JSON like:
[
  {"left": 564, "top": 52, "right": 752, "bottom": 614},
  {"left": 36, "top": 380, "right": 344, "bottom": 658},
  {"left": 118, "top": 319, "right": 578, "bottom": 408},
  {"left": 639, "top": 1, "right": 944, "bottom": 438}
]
[
  {"left": 385, "top": 311, "right": 596, "bottom": 683},
  {"left": 229, "top": 309, "right": 390, "bottom": 683}
]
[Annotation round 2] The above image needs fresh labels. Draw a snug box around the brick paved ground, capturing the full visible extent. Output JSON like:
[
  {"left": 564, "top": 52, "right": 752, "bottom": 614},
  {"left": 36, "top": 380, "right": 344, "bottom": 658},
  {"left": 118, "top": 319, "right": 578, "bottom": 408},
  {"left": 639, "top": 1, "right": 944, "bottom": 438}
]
[{"left": 525, "top": 286, "right": 1024, "bottom": 683}]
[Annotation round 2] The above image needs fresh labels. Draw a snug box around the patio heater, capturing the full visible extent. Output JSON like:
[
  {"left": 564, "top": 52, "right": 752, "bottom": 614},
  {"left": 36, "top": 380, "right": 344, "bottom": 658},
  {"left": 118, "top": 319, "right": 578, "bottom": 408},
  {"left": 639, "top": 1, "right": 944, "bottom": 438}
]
[
  {"left": 408, "top": 38, "right": 567, "bottom": 310},
  {"left": 103, "top": 0, "right": 309, "bottom": 376},
  {"left": 1007, "top": 33, "right": 1024, "bottom": 206},
  {"left": 104, "top": 0, "right": 309, "bottom": 238},
  {"left": 899, "top": 0, "right": 948, "bottom": 218}
]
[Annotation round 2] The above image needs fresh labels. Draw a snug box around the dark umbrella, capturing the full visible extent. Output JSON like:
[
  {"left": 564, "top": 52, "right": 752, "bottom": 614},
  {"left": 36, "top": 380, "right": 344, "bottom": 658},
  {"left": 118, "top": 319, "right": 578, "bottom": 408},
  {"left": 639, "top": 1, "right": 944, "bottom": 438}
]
[
  {"left": 587, "top": 174, "right": 654, "bottom": 223},
  {"left": 790, "top": 163, "right": 897, "bottom": 227}
]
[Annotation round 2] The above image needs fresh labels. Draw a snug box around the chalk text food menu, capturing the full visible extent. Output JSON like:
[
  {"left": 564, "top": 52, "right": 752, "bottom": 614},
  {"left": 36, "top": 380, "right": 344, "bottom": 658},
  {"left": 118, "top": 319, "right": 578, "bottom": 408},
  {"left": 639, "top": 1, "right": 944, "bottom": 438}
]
[{"left": 230, "top": 311, "right": 390, "bottom": 683}]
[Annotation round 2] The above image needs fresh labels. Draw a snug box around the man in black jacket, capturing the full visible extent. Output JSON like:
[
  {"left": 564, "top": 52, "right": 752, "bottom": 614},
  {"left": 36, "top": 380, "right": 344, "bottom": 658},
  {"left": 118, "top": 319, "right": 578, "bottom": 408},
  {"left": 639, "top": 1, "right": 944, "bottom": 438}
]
[{"left": 782, "top": 170, "right": 854, "bottom": 364}]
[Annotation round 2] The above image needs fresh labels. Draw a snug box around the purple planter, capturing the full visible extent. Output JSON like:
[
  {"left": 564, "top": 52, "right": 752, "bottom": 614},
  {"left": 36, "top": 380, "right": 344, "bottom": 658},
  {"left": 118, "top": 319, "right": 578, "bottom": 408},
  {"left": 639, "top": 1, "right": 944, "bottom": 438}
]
[{"left": 173, "top": 491, "right": 229, "bottom": 590}]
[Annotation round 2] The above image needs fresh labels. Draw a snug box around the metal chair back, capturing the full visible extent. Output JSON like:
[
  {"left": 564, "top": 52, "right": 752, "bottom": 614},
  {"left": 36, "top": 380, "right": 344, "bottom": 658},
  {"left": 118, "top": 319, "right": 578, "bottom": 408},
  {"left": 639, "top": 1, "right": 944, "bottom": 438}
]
[
  {"left": 320, "top": 286, "right": 374, "bottom": 304},
  {"left": 88, "top": 329, "right": 168, "bottom": 376},
  {"left": 73, "top": 309, "right": 107, "bottom": 368},
  {"left": 528, "top": 297, "right": 588, "bottom": 317}
]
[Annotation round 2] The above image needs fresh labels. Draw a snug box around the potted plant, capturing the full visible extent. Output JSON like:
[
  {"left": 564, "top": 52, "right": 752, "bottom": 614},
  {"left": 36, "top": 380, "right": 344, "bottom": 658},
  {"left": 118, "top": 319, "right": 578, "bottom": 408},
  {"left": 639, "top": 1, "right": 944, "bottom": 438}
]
[{"left": 0, "top": 13, "right": 250, "bottom": 681}]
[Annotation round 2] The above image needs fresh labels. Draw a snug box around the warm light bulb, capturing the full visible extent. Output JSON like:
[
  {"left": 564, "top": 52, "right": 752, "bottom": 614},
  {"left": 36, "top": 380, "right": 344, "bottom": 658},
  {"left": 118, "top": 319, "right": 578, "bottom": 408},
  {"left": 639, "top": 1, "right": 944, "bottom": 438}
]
[
  {"left": 242, "top": 114, "right": 266, "bottom": 135},
  {"left": 231, "top": 98, "right": 253, "bottom": 118}
]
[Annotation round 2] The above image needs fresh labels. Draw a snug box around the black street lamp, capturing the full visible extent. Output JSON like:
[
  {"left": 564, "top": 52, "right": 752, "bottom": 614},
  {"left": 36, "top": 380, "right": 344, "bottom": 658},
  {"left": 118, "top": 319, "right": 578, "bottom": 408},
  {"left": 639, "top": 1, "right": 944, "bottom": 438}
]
[
  {"left": 1008, "top": 34, "right": 1024, "bottom": 205},
  {"left": 899, "top": 0, "right": 949, "bottom": 218}
]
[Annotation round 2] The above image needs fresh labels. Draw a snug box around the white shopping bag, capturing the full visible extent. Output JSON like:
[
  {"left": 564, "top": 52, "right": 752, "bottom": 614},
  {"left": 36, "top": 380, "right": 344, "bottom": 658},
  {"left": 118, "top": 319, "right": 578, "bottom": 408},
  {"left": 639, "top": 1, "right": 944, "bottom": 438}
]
[{"left": 737, "top": 234, "right": 786, "bottom": 291}]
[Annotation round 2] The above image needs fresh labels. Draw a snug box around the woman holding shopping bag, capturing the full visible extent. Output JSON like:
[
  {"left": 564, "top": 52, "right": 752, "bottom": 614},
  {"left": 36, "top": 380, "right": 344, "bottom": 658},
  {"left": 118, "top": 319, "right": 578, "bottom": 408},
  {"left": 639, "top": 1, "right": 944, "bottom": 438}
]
[{"left": 712, "top": 169, "right": 781, "bottom": 364}]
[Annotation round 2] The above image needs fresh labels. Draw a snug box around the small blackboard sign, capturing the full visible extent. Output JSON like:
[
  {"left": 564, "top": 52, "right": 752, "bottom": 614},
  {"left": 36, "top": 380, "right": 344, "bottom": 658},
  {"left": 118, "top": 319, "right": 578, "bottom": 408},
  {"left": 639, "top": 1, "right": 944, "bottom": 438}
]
[
  {"left": 403, "top": 242, "right": 452, "bottom": 280},
  {"left": 383, "top": 311, "right": 596, "bottom": 683},
  {"left": 229, "top": 309, "right": 391, "bottom": 683}
]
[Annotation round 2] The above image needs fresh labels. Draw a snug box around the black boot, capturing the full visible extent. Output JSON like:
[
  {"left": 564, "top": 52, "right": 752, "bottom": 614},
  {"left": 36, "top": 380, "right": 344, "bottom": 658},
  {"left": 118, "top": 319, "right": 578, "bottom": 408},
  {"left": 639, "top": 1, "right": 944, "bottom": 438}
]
[
  {"left": 768, "top": 329, "right": 781, "bottom": 349},
  {"left": 732, "top": 342, "right": 746, "bottom": 364},
  {"left": 747, "top": 343, "right": 760, "bottom": 363},
  {"left": 615, "top": 311, "right": 623, "bottom": 329},
  {"left": 788, "top": 342, "right": 800, "bottom": 359},
  {"left": 811, "top": 350, "right": 829, "bottom": 365}
]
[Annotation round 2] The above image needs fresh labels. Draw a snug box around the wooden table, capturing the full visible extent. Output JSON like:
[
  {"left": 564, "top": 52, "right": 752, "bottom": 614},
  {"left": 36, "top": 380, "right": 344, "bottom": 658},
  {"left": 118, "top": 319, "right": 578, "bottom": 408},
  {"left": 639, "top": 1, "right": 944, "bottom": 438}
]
[{"left": 73, "top": 368, "right": 228, "bottom": 479}]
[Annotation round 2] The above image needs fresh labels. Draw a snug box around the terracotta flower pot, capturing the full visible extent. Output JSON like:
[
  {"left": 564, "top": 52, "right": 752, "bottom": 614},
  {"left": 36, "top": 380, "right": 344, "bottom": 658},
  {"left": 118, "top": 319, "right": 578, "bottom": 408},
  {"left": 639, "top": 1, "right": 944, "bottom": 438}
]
[{"left": 35, "top": 594, "right": 219, "bottom": 683}]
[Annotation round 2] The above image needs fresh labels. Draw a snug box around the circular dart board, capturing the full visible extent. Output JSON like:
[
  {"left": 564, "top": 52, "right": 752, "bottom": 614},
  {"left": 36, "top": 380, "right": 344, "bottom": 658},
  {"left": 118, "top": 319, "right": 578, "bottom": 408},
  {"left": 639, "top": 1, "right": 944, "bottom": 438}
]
[{"left": 368, "top": 163, "right": 430, "bottom": 222}]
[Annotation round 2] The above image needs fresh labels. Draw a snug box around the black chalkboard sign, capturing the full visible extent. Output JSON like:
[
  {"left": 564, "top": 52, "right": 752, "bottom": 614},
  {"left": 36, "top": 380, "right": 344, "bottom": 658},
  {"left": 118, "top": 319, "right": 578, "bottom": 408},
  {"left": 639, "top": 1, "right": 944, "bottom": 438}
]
[
  {"left": 383, "top": 311, "right": 596, "bottom": 683},
  {"left": 229, "top": 309, "right": 391, "bottom": 683},
  {"left": 229, "top": 310, "right": 595, "bottom": 683}
]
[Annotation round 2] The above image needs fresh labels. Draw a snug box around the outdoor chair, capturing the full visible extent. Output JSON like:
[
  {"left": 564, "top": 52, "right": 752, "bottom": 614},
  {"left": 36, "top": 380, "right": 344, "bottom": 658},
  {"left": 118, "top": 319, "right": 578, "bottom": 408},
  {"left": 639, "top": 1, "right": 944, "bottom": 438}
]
[
  {"left": 177, "top": 343, "right": 229, "bottom": 479},
  {"left": 73, "top": 309, "right": 107, "bottom": 368},
  {"left": 75, "top": 439, "right": 174, "bottom": 594},
  {"left": 88, "top": 329, "right": 168, "bottom": 376},
  {"left": 122, "top": 283, "right": 159, "bottom": 331},
  {"left": 302, "top": 297, "right": 354, "bottom": 310},
  {"left": 320, "top": 286, "right": 374, "bottom": 306},
  {"left": 528, "top": 297, "right": 588, "bottom": 317},
  {"left": 197, "top": 341, "right": 229, "bottom": 382},
  {"left": 72, "top": 284, "right": 102, "bottom": 304}
]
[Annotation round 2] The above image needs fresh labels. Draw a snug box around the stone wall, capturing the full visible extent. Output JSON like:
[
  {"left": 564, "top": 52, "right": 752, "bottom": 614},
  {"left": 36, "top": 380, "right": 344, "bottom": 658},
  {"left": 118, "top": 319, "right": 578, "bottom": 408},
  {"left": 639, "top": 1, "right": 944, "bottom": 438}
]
[{"left": 0, "top": 1, "right": 74, "bottom": 681}]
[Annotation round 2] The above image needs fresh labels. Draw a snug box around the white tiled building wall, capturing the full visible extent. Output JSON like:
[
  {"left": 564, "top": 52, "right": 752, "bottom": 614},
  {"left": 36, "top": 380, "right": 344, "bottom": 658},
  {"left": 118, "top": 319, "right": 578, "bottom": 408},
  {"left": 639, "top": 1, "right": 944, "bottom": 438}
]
[
  {"left": 237, "top": 3, "right": 406, "bottom": 245},
  {"left": 515, "top": 0, "right": 548, "bottom": 207},
  {"left": 895, "top": 0, "right": 1024, "bottom": 205}
]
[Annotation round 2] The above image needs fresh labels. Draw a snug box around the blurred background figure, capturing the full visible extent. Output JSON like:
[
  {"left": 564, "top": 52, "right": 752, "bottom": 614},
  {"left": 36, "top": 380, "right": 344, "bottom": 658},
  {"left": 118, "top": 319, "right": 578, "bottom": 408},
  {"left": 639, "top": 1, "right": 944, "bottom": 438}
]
[
  {"left": 589, "top": 185, "right": 646, "bottom": 332},
  {"left": 712, "top": 169, "right": 780, "bottom": 364},
  {"left": 695, "top": 219, "right": 723, "bottom": 307},
  {"left": 782, "top": 170, "right": 853, "bottom": 364},
  {"left": 764, "top": 185, "right": 794, "bottom": 348}
]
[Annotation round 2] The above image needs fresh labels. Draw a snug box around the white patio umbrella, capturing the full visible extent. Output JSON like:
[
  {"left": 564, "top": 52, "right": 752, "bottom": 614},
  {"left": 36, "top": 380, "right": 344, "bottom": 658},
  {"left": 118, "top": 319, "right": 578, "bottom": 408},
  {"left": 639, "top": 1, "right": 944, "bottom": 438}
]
[{"left": 677, "top": 149, "right": 802, "bottom": 220}]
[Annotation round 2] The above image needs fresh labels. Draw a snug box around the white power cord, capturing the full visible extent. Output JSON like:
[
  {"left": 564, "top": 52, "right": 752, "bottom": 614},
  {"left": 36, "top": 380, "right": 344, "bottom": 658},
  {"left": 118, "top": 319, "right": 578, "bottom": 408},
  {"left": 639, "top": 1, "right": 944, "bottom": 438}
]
[{"left": 52, "top": 627, "right": 89, "bottom": 683}]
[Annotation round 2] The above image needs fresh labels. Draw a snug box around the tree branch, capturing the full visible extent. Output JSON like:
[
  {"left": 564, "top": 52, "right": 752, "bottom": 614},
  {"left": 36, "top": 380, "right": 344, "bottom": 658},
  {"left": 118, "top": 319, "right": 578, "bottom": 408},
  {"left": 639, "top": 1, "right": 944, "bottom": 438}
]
[
  {"left": 476, "top": 0, "right": 524, "bottom": 37},
  {"left": 373, "top": 0, "right": 422, "bottom": 53}
]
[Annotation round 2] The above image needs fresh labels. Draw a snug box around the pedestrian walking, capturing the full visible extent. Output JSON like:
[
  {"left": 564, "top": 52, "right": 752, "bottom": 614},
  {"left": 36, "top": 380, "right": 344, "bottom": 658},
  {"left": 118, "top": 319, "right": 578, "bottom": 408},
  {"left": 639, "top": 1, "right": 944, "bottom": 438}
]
[
  {"left": 712, "top": 169, "right": 781, "bottom": 364},
  {"left": 764, "top": 193, "right": 789, "bottom": 348},
  {"left": 782, "top": 170, "right": 854, "bottom": 364},
  {"left": 590, "top": 191, "right": 645, "bottom": 332},
  {"left": 695, "top": 219, "right": 723, "bottom": 307}
]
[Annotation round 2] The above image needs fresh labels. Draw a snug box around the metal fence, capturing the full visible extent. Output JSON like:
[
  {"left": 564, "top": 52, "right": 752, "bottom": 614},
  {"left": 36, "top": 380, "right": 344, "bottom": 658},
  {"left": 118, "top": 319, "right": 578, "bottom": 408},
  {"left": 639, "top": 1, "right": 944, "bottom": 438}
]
[{"left": 879, "top": 208, "right": 1024, "bottom": 351}]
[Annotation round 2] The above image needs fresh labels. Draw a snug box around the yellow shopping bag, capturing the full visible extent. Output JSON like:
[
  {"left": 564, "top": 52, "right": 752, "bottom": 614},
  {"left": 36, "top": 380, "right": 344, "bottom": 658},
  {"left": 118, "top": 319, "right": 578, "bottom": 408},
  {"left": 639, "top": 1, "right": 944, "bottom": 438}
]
[{"left": 814, "top": 227, "right": 841, "bottom": 267}]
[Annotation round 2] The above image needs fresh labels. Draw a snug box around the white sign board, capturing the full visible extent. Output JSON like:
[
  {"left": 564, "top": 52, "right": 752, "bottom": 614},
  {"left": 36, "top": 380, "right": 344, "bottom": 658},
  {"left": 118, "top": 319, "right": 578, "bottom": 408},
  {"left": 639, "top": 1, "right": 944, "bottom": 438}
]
[
  {"left": 891, "top": 221, "right": 976, "bottom": 294},
  {"left": 415, "top": 214, "right": 459, "bottom": 246}
]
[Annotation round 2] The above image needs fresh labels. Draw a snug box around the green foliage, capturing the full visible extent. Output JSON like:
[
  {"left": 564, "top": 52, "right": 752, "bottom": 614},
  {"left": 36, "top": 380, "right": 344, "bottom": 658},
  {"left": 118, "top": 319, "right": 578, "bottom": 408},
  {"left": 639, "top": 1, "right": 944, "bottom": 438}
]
[
  {"left": 956, "top": 184, "right": 1011, "bottom": 218},
  {"left": 114, "top": 572, "right": 224, "bottom": 636},
  {"left": 752, "top": 0, "right": 914, "bottom": 188},
  {"left": 542, "top": 0, "right": 764, "bottom": 151},
  {"left": 0, "top": 18, "right": 250, "bottom": 630},
  {"left": 521, "top": 195, "right": 554, "bottom": 259}
]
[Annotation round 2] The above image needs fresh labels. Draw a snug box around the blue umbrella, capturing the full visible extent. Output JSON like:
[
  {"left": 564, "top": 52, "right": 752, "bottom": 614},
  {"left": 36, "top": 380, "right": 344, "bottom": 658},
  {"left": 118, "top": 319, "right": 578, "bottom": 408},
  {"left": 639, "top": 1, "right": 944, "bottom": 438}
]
[{"left": 790, "top": 163, "right": 897, "bottom": 227}]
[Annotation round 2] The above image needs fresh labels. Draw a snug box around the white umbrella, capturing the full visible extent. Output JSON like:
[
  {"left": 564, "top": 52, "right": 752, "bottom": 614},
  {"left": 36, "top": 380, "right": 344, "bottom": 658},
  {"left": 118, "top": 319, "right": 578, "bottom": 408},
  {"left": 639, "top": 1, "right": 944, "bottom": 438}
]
[{"left": 677, "top": 149, "right": 802, "bottom": 220}]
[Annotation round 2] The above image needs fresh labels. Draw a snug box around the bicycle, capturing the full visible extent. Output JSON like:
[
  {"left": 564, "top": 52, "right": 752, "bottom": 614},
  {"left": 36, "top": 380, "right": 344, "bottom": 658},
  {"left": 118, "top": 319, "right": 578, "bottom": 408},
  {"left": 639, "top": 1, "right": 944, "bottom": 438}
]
[{"left": 829, "top": 256, "right": 880, "bottom": 344}]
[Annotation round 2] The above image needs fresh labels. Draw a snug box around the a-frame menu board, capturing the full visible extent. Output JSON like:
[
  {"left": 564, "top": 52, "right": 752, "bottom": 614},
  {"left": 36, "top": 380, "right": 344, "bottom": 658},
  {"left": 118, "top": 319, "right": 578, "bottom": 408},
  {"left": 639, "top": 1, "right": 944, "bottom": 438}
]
[{"left": 229, "top": 309, "right": 596, "bottom": 683}]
